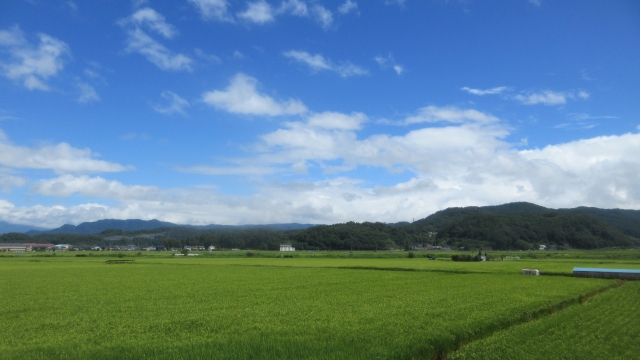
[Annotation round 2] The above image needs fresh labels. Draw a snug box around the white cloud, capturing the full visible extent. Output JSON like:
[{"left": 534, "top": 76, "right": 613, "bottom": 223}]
[
  {"left": 120, "top": 7, "right": 178, "bottom": 39},
  {"left": 189, "top": 0, "right": 233, "bottom": 22},
  {"left": 578, "top": 90, "right": 590, "bottom": 99},
  {"left": 153, "top": 90, "right": 189, "bottom": 115},
  {"left": 279, "top": 0, "right": 308, "bottom": 16},
  {"left": 122, "top": 28, "right": 192, "bottom": 71},
  {"left": 284, "top": 50, "right": 368, "bottom": 77},
  {"left": 34, "top": 175, "right": 158, "bottom": 198},
  {"left": 0, "top": 175, "right": 25, "bottom": 192},
  {"left": 179, "top": 165, "right": 280, "bottom": 176},
  {"left": 384, "top": 0, "right": 406, "bottom": 6},
  {"left": 76, "top": 82, "right": 99, "bottom": 103},
  {"left": 0, "top": 26, "right": 70, "bottom": 91},
  {"left": 119, "top": 9, "right": 192, "bottom": 71},
  {"left": 312, "top": 5, "right": 333, "bottom": 29},
  {"left": 529, "top": 0, "right": 541, "bottom": 6},
  {"left": 195, "top": 48, "right": 221, "bottom": 63},
  {"left": 3, "top": 128, "right": 640, "bottom": 227},
  {"left": 201, "top": 73, "right": 307, "bottom": 116},
  {"left": 513, "top": 90, "right": 567, "bottom": 105},
  {"left": 0, "top": 129, "right": 131, "bottom": 174},
  {"left": 374, "top": 54, "right": 404, "bottom": 75},
  {"left": 238, "top": 0, "right": 275, "bottom": 24},
  {"left": 404, "top": 106, "right": 500, "bottom": 125},
  {"left": 307, "top": 111, "right": 367, "bottom": 130},
  {"left": 338, "top": 1, "right": 358, "bottom": 15},
  {"left": 461, "top": 86, "right": 508, "bottom": 96}
]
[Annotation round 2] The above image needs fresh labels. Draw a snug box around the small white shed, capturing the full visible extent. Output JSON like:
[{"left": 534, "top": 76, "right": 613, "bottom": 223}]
[
  {"left": 522, "top": 269, "right": 540, "bottom": 276},
  {"left": 280, "top": 244, "right": 295, "bottom": 252}
]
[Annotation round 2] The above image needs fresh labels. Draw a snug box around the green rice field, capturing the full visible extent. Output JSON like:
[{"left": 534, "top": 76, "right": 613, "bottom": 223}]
[{"left": 1, "top": 250, "right": 639, "bottom": 359}]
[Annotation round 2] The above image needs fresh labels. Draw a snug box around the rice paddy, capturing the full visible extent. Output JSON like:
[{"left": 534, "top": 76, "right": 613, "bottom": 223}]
[{"left": 0, "top": 250, "right": 638, "bottom": 359}]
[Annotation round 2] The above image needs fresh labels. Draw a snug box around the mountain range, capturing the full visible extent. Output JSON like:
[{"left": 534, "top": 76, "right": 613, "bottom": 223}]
[{"left": 2, "top": 202, "right": 639, "bottom": 250}]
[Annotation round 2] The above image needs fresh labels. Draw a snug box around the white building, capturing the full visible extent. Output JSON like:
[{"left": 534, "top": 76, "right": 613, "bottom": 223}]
[{"left": 280, "top": 244, "right": 295, "bottom": 252}]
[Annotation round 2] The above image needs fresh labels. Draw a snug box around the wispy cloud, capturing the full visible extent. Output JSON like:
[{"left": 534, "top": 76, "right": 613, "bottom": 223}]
[
  {"left": 404, "top": 106, "right": 500, "bottom": 125},
  {"left": 374, "top": 54, "right": 404, "bottom": 75},
  {"left": 513, "top": 90, "right": 566, "bottom": 105},
  {"left": 461, "top": 86, "right": 508, "bottom": 96},
  {"left": 238, "top": 0, "right": 275, "bottom": 24},
  {"left": 384, "top": 0, "right": 407, "bottom": 6},
  {"left": 312, "top": 5, "right": 334, "bottom": 29},
  {"left": 0, "top": 26, "right": 70, "bottom": 91},
  {"left": 338, "top": 0, "right": 358, "bottom": 15},
  {"left": 153, "top": 90, "right": 190, "bottom": 116},
  {"left": 284, "top": 50, "right": 368, "bottom": 77},
  {"left": 201, "top": 73, "right": 307, "bottom": 116},
  {"left": 120, "top": 7, "right": 178, "bottom": 39},
  {"left": 188, "top": 0, "right": 233, "bottom": 22},
  {"left": 118, "top": 9, "right": 192, "bottom": 71},
  {"left": 195, "top": 48, "right": 221, "bottom": 63},
  {"left": 279, "top": 0, "right": 308, "bottom": 16},
  {"left": 76, "top": 82, "right": 100, "bottom": 103}
]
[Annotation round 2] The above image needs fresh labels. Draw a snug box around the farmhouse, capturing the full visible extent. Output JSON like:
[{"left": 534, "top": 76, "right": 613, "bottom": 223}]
[
  {"left": 280, "top": 244, "right": 295, "bottom": 252},
  {"left": 573, "top": 267, "right": 640, "bottom": 280}
]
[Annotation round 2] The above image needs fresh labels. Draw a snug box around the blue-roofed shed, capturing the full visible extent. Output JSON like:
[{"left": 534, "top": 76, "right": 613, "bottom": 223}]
[{"left": 573, "top": 267, "right": 640, "bottom": 280}]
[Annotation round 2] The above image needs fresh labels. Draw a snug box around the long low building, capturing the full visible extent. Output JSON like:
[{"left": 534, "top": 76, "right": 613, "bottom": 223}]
[
  {"left": 573, "top": 267, "right": 640, "bottom": 280},
  {"left": 0, "top": 243, "right": 55, "bottom": 251}
]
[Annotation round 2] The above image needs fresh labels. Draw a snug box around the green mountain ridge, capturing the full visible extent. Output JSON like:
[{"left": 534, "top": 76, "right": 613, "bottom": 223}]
[{"left": 3, "top": 202, "right": 639, "bottom": 250}]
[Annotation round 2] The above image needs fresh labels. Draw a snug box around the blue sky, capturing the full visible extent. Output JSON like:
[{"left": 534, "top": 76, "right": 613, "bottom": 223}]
[{"left": 0, "top": 0, "right": 639, "bottom": 227}]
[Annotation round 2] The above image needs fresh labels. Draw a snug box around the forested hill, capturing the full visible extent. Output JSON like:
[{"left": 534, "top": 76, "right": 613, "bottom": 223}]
[
  {"left": 412, "top": 202, "right": 640, "bottom": 239},
  {"left": 3, "top": 202, "right": 639, "bottom": 250}
]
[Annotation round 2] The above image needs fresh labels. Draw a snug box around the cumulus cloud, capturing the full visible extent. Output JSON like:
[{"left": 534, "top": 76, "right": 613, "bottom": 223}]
[
  {"left": 201, "top": 73, "right": 307, "bottom": 116},
  {"left": 3, "top": 128, "right": 640, "bottom": 227},
  {"left": 284, "top": 50, "right": 368, "bottom": 77},
  {"left": 76, "top": 82, "right": 100, "bottom": 103},
  {"left": 153, "top": 90, "right": 189, "bottom": 115},
  {"left": 119, "top": 9, "right": 192, "bottom": 71},
  {"left": 0, "top": 129, "right": 131, "bottom": 173},
  {"left": 461, "top": 86, "right": 508, "bottom": 95},
  {"left": 0, "top": 26, "right": 70, "bottom": 90},
  {"left": 189, "top": 0, "right": 233, "bottom": 22},
  {"left": 238, "top": 0, "right": 275, "bottom": 24}
]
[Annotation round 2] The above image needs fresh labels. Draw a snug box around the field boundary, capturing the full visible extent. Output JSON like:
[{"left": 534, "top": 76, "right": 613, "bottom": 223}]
[
  {"left": 439, "top": 280, "right": 627, "bottom": 359},
  {"left": 224, "top": 263, "right": 491, "bottom": 275}
]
